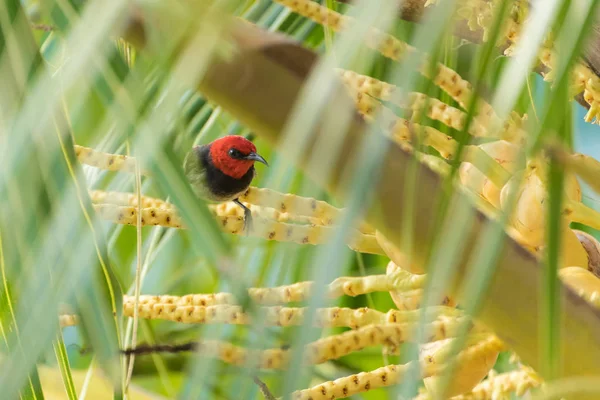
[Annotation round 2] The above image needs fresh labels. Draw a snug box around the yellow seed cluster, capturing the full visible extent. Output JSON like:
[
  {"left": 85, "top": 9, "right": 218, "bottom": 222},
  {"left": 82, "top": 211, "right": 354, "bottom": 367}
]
[
  {"left": 338, "top": 69, "right": 483, "bottom": 136},
  {"left": 123, "top": 301, "right": 463, "bottom": 329},
  {"left": 90, "top": 190, "right": 174, "bottom": 209},
  {"left": 348, "top": 84, "right": 511, "bottom": 187},
  {"left": 272, "top": 0, "right": 412, "bottom": 61},
  {"left": 275, "top": 0, "right": 513, "bottom": 136},
  {"left": 539, "top": 50, "right": 600, "bottom": 124},
  {"left": 122, "top": 268, "right": 427, "bottom": 309},
  {"left": 424, "top": 60, "right": 517, "bottom": 136},
  {"left": 449, "top": 367, "right": 542, "bottom": 399},
  {"left": 299, "top": 320, "right": 484, "bottom": 373},
  {"left": 495, "top": 0, "right": 600, "bottom": 125},
  {"left": 130, "top": 292, "right": 237, "bottom": 307},
  {"left": 291, "top": 362, "right": 422, "bottom": 400},
  {"left": 75, "top": 145, "right": 376, "bottom": 235},
  {"left": 416, "top": 354, "right": 535, "bottom": 400},
  {"left": 309, "top": 320, "right": 469, "bottom": 365},
  {"left": 421, "top": 335, "right": 506, "bottom": 398},
  {"left": 92, "top": 203, "right": 383, "bottom": 254},
  {"left": 534, "top": 45, "right": 600, "bottom": 123},
  {"left": 338, "top": 68, "right": 524, "bottom": 141},
  {"left": 426, "top": 0, "right": 514, "bottom": 43},
  {"left": 74, "top": 145, "right": 140, "bottom": 174},
  {"left": 124, "top": 320, "right": 478, "bottom": 372},
  {"left": 330, "top": 268, "right": 426, "bottom": 296},
  {"left": 583, "top": 73, "right": 600, "bottom": 124},
  {"left": 240, "top": 187, "right": 374, "bottom": 234},
  {"left": 91, "top": 189, "right": 323, "bottom": 226},
  {"left": 290, "top": 335, "right": 501, "bottom": 399},
  {"left": 93, "top": 204, "right": 184, "bottom": 228},
  {"left": 212, "top": 201, "right": 319, "bottom": 225}
]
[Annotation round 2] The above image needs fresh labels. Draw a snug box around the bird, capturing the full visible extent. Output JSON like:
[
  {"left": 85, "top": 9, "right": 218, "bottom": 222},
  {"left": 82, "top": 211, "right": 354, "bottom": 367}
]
[{"left": 183, "top": 135, "right": 268, "bottom": 234}]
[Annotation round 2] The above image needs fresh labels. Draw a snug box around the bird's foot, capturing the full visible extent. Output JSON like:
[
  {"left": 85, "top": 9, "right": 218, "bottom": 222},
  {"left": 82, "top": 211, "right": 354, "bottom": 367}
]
[
  {"left": 243, "top": 208, "right": 253, "bottom": 236},
  {"left": 233, "top": 198, "right": 253, "bottom": 236}
]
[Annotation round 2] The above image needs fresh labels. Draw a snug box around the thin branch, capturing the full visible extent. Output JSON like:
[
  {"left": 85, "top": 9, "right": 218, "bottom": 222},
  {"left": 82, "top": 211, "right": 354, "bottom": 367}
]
[
  {"left": 30, "top": 23, "right": 55, "bottom": 32},
  {"left": 253, "top": 377, "right": 277, "bottom": 400}
]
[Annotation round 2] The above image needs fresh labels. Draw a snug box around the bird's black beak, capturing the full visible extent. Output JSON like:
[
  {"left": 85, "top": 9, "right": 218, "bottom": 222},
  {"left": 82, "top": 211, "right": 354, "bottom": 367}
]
[{"left": 245, "top": 152, "right": 268, "bottom": 166}]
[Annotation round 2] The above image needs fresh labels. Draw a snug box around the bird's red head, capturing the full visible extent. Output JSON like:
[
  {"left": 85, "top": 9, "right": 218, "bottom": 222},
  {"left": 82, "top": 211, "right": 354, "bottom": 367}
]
[{"left": 209, "top": 135, "right": 268, "bottom": 179}]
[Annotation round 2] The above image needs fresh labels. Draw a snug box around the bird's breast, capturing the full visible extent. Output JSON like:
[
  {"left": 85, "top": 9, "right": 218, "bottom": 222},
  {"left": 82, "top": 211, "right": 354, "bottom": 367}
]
[{"left": 203, "top": 163, "right": 255, "bottom": 201}]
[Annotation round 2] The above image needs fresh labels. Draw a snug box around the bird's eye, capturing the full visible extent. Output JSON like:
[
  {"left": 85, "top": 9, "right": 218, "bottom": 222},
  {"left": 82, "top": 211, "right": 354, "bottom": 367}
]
[{"left": 228, "top": 148, "right": 243, "bottom": 159}]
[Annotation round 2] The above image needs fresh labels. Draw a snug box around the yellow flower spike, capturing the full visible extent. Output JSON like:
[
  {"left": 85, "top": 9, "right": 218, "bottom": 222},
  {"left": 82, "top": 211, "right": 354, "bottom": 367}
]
[
  {"left": 421, "top": 335, "right": 506, "bottom": 398},
  {"left": 375, "top": 232, "right": 456, "bottom": 309},
  {"left": 274, "top": 0, "right": 410, "bottom": 61},
  {"left": 276, "top": 0, "right": 508, "bottom": 131},
  {"left": 124, "top": 303, "right": 429, "bottom": 328},
  {"left": 74, "top": 145, "right": 140, "bottom": 174},
  {"left": 92, "top": 203, "right": 383, "bottom": 254},
  {"left": 89, "top": 190, "right": 174, "bottom": 209},
  {"left": 290, "top": 335, "right": 501, "bottom": 400},
  {"left": 347, "top": 85, "right": 511, "bottom": 188},
  {"left": 449, "top": 366, "right": 542, "bottom": 399},
  {"left": 239, "top": 187, "right": 375, "bottom": 234},
  {"left": 559, "top": 267, "right": 600, "bottom": 310},
  {"left": 91, "top": 190, "right": 324, "bottom": 226},
  {"left": 386, "top": 261, "right": 456, "bottom": 311},
  {"left": 427, "top": 0, "right": 519, "bottom": 46},
  {"left": 125, "top": 319, "right": 480, "bottom": 372},
  {"left": 250, "top": 269, "right": 425, "bottom": 304},
  {"left": 331, "top": 267, "right": 426, "bottom": 296},
  {"left": 93, "top": 204, "right": 184, "bottom": 229},
  {"left": 275, "top": 0, "right": 349, "bottom": 31},
  {"left": 76, "top": 146, "right": 376, "bottom": 234},
  {"left": 119, "top": 270, "right": 429, "bottom": 313},
  {"left": 449, "top": 0, "right": 600, "bottom": 128},
  {"left": 423, "top": 62, "right": 498, "bottom": 124},
  {"left": 290, "top": 363, "right": 415, "bottom": 399},
  {"left": 337, "top": 69, "right": 496, "bottom": 139},
  {"left": 302, "top": 319, "right": 480, "bottom": 365},
  {"left": 501, "top": 2, "right": 600, "bottom": 126},
  {"left": 132, "top": 292, "right": 237, "bottom": 307},
  {"left": 584, "top": 75, "right": 600, "bottom": 124},
  {"left": 122, "top": 303, "right": 253, "bottom": 325}
]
